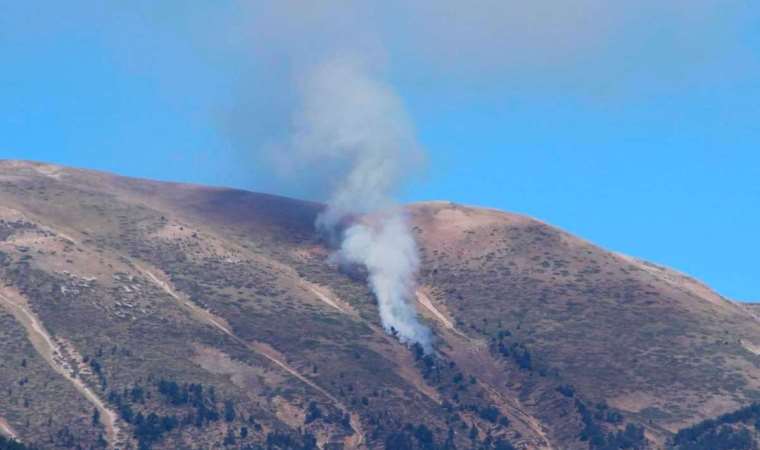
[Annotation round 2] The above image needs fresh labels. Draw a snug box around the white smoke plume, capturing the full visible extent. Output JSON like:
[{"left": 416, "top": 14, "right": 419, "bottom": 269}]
[
  {"left": 341, "top": 213, "right": 432, "bottom": 351},
  {"left": 282, "top": 57, "right": 432, "bottom": 351}
]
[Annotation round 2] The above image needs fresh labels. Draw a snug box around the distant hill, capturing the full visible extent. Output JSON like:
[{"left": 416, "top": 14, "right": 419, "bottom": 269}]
[{"left": 0, "top": 160, "right": 758, "bottom": 450}]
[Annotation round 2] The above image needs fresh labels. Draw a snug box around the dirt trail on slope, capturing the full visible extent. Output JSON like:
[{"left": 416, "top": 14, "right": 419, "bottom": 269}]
[
  {"left": 252, "top": 341, "right": 342, "bottom": 402},
  {"left": 133, "top": 264, "right": 234, "bottom": 336},
  {"left": 0, "top": 417, "right": 17, "bottom": 440},
  {"left": 416, "top": 289, "right": 473, "bottom": 342},
  {"left": 243, "top": 342, "right": 365, "bottom": 448},
  {"left": 0, "top": 289, "right": 121, "bottom": 448},
  {"left": 480, "top": 382, "right": 555, "bottom": 450},
  {"left": 304, "top": 282, "right": 356, "bottom": 316},
  {"left": 416, "top": 290, "right": 454, "bottom": 329},
  {"left": 308, "top": 285, "right": 344, "bottom": 313},
  {"left": 135, "top": 266, "right": 324, "bottom": 391},
  {"left": 136, "top": 264, "right": 367, "bottom": 448}
]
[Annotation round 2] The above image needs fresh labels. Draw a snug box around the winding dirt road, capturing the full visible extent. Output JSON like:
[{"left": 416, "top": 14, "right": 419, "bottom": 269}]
[{"left": 0, "top": 289, "right": 121, "bottom": 449}]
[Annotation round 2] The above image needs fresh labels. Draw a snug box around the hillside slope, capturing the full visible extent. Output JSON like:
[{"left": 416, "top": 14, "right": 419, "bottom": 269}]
[{"left": 0, "top": 160, "right": 757, "bottom": 450}]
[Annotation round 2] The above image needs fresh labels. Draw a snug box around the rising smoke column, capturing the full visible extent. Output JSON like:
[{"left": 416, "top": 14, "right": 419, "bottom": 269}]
[
  {"left": 340, "top": 212, "right": 432, "bottom": 350},
  {"left": 284, "top": 57, "right": 432, "bottom": 351}
]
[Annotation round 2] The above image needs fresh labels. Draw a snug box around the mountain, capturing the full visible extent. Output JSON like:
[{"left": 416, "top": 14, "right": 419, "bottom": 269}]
[{"left": 0, "top": 160, "right": 758, "bottom": 450}]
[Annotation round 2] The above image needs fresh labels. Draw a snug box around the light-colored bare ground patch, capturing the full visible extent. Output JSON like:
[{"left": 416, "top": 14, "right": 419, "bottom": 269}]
[
  {"left": 34, "top": 164, "right": 64, "bottom": 179},
  {"left": 666, "top": 397, "right": 743, "bottom": 433},
  {"left": 192, "top": 344, "right": 284, "bottom": 392},
  {"left": 150, "top": 222, "right": 245, "bottom": 262},
  {"left": 0, "top": 160, "right": 65, "bottom": 179},
  {"left": 151, "top": 222, "right": 197, "bottom": 240},
  {"left": 290, "top": 245, "right": 329, "bottom": 262},
  {"left": 0, "top": 203, "right": 77, "bottom": 245},
  {"left": 272, "top": 397, "right": 306, "bottom": 429},
  {"left": 741, "top": 339, "right": 760, "bottom": 356},
  {"left": 0, "top": 205, "right": 27, "bottom": 222},
  {"left": 0, "top": 227, "right": 120, "bottom": 283},
  {"left": 0, "top": 288, "right": 122, "bottom": 448},
  {"left": 0, "top": 417, "right": 17, "bottom": 439},
  {"left": 410, "top": 202, "right": 533, "bottom": 256},
  {"left": 608, "top": 392, "right": 661, "bottom": 413},
  {"left": 3, "top": 239, "right": 104, "bottom": 282},
  {"left": 413, "top": 205, "right": 499, "bottom": 253}
]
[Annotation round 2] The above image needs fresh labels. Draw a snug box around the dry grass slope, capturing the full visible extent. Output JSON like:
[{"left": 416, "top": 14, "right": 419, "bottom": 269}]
[{"left": 0, "top": 160, "right": 757, "bottom": 450}]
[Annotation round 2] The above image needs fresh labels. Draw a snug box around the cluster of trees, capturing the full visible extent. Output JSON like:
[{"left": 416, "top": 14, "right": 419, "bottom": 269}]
[
  {"left": 411, "top": 343, "right": 442, "bottom": 382},
  {"left": 489, "top": 324, "right": 651, "bottom": 450},
  {"left": 576, "top": 400, "right": 646, "bottom": 450},
  {"left": 478, "top": 406, "right": 503, "bottom": 424},
  {"left": 383, "top": 422, "right": 516, "bottom": 450},
  {"left": 302, "top": 400, "right": 351, "bottom": 431},
  {"left": 304, "top": 402, "right": 322, "bottom": 424},
  {"left": 106, "top": 379, "right": 241, "bottom": 449},
  {"left": 673, "top": 427, "right": 753, "bottom": 450},
  {"left": 157, "top": 380, "right": 208, "bottom": 406},
  {"left": 557, "top": 384, "right": 576, "bottom": 398},
  {"left": 481, "top": 436, "right": 517, "bottom": 450},
  {"left": 500, "top": 342, "right": 532, "bottom": 371},
  {"left": 672, "top": 402, "right": 760, "bottom": 450},
  {"left": 133, "top": 413, "right": 179, "bottom": 449},
  {"left": 409, "top": 337, "right": 517, "bottom": 449},
  {"left": 0, "top": 436, "right": 35, "bottom": 450},
  {"left": 156, "top": 379, "right": 226, "bottom": 426},
  {"left": 458, "top": 404, "right": 509, "bottom": 427},
  {"left": 262, "top": 431, "right": 318, "bottom": 450},
  {"left": 488, "top": 318, "right": 648, "bottom": 450},
  {"left": 384, "top": 423, "right": 445, "bottom": 450},
  {"left": 87, "top": 357, "right": 107, "bottom": 389},
  {"left": 489, "top": 331, "right": 533, "bottom": 371}
]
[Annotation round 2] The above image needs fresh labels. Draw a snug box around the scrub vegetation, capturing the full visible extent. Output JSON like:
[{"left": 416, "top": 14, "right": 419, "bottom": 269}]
[{"left": 0, "top": 161, "right": 758, "bottom": 449}]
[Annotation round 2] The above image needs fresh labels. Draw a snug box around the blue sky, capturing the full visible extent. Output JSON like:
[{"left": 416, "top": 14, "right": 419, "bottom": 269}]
[{"left": 1, "top": 2, "right": 759, "bottom": 300}]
